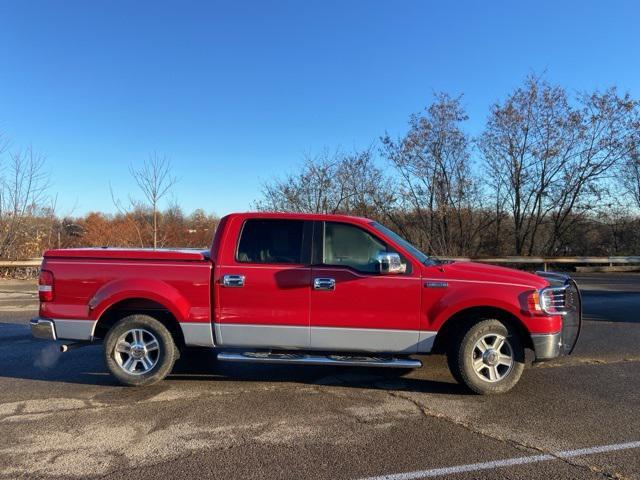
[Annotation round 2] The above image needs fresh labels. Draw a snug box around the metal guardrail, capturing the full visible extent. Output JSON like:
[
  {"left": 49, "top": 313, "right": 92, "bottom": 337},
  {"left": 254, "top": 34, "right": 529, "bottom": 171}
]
[
  {"left": 441, "top": 256, "right": 640, "bottom": 271},
  {"left": 0, "top": 259, "right": 42, "bottom": 267},
  {"left": 1, "top": 257, "right": 640, "bottom": 271}
]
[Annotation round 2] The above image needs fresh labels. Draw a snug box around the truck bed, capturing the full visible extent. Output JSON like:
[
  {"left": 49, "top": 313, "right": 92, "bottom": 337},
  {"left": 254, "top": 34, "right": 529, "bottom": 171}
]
[
  {"left": 44, "top": 248, "right": 209, "bottom": 261},
  {"left": 39, "top": 247, "right": 213, "bottom": 334}
]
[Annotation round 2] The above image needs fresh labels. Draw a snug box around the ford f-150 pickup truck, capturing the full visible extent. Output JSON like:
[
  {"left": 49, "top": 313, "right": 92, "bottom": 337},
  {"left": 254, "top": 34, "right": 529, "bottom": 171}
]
[{"left": 30, "top": 212, "right": 581, "bottom": 394}]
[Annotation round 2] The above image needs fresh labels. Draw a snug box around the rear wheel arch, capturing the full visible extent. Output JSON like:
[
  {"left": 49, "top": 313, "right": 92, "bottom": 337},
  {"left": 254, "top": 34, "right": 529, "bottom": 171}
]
[
  {"left": 431, "top": 306, "right": 533, "bottom": 354},
  {"left": 89, "top": 279, "right": 191, "bottom": 323},
  {"left": 94, "top": 297, "right": 186, "bottom": 349}
]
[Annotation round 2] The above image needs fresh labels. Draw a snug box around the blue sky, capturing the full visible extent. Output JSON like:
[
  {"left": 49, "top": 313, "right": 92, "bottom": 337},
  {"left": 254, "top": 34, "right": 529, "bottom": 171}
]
[{"left": 1, "top": 0, "right": 639, "bottom": 217}]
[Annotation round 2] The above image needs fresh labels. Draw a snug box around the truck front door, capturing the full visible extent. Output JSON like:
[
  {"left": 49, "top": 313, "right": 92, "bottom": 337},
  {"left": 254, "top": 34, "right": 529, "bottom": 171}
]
[{"left": 309, "top": 221, "right": 422, "bottom": 353}]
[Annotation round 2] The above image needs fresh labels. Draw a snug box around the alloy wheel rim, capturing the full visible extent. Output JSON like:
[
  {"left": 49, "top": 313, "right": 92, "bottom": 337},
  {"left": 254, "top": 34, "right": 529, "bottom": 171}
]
[
  {"left": 114, "top": 328, "right": 160, "bottom": 375},
  {"left": 471, "top": 333, "right": 513, "bottom": 383}
]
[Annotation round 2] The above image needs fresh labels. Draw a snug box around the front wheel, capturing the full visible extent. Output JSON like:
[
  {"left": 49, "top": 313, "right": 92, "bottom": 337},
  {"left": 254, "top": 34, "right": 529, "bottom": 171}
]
[
  {"left": 448, "top": 319, "right": 525, "bottom": 394},
  {"left": 104, "top": 314, "right": 178, "bottom": 387}
]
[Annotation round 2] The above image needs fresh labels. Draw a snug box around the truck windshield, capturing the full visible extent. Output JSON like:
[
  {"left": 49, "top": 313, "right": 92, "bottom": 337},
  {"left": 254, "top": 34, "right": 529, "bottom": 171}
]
[{"left": 371, "top": 222, "right": 437, "bottom": 266}]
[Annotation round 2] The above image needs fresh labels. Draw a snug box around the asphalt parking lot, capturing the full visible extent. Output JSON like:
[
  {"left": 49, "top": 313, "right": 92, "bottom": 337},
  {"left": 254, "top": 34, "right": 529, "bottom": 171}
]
[{"left": 0, "top": 274, "right": 639, "bottom": 479}]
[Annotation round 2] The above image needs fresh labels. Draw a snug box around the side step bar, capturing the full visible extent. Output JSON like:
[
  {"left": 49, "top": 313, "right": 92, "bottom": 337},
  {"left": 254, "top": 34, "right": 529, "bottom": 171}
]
[{"left": 217, "top": 352, "right": 422, "bottom": 369}]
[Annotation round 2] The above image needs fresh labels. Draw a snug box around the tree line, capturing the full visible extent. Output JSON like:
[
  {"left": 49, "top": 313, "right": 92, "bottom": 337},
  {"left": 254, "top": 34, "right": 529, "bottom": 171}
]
[
  {"left": 0, "top": 148, "right": 219, "bottom": 259},
  {"left": 258, "top": 75, "right": 640, "bottom": 257},
  {"left": 1, "top": 75, "right": 639, "bottom": 261}
]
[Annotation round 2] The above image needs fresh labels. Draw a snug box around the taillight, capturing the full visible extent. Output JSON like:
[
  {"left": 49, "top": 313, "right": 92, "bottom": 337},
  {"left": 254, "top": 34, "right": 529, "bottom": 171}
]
[{"left": 38, "top": 270, "right": 54, "bottom": 302}]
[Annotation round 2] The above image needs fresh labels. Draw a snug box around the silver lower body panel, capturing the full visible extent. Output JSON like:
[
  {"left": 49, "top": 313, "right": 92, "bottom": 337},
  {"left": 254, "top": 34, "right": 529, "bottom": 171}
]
[
  {"left": 311, "top": 327, "right": 436, "bottom": 354},
  {"left": 215, "top": 323, "right": 309, "bottom": 349},
  {"left": 32, "top": 317, "right": 214, "bottom": 348},
  {"left": 180, "top": 322, "right": 215, "bottom": 347},
  {"left": 215, "top": 323, "right": 437, "bottom": 354}
]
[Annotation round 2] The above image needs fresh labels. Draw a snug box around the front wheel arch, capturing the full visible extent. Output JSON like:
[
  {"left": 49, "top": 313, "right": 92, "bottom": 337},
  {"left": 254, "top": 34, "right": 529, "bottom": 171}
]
[{"left": 431, "top": 306, "right": 533, "bottom": 354}]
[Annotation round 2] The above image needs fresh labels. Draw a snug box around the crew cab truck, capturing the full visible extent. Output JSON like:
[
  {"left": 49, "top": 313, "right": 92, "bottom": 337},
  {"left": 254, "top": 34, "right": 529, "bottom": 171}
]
[{"left": 30, "top": 212, "right": 581, "bottom": 394}]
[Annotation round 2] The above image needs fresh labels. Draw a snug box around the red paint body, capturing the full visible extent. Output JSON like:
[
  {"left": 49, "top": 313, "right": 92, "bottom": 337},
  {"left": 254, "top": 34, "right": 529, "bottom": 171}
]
[{"left": 40, "top": 212, "right": 561, "bottom": 347}]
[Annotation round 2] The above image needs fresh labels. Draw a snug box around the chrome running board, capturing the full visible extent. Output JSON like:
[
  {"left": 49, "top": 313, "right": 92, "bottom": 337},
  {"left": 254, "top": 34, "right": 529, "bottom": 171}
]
[{"left": 217, "top": 351, "right": 422, "bottom": 369}]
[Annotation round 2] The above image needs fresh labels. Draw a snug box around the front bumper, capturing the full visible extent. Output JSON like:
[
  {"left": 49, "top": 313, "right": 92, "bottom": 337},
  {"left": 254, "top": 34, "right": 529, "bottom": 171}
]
[
  {"left": 30, "top": 318, "right": 57, "bottom": 340},
  {"left": 531, "top": 273, "right": 583, "bottom": 361},
  {"left": 531, "top": 332, "right": 561, "bottom": 360}
]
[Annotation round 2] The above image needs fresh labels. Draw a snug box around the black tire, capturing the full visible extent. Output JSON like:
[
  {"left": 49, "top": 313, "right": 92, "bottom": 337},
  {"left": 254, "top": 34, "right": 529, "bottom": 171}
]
[
  {"left": 446, "top": 347, "right": 465, "bottom": 385},
  {"left": 447, "top": 319, "right": 525, "bottom": 395},
  {"left": 104, "top": 314, "right": 178, "bottom": 387}
]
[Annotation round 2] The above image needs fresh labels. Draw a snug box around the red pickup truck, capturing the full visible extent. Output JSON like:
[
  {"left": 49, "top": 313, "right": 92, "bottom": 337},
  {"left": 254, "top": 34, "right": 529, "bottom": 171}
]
[{"left": 30, "top": 212, "right": 581, "bottom": 394}]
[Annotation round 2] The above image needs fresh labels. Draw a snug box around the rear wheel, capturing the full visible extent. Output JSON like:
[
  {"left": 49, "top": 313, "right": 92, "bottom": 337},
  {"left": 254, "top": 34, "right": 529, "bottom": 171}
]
[
  {"left": 447, "top": 319, "right": 525, "bottom": 394},
  {"left": 104, "top": 314, "right": 178, "bottom": 386}
]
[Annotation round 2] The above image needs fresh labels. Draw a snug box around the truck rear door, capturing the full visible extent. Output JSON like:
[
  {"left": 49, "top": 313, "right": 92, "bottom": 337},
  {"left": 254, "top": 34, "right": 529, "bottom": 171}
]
[{"left": 214, "top": 218, "right": 312, "bottom": 348}]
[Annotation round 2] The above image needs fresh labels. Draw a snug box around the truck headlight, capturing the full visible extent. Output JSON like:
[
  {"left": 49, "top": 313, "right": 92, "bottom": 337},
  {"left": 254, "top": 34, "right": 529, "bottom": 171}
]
[{"left": 539, "top": 286, "right": 569, "bottom": 315}]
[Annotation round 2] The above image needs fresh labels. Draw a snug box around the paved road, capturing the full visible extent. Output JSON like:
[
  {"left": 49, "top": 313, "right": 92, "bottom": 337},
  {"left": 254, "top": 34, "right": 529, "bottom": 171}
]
[{"left": 0, "top": 274, "right": 638, "bottom": 479}]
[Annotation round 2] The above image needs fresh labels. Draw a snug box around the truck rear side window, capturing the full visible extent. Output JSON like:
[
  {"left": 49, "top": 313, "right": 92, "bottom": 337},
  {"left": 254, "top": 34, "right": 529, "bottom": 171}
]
[{"left": 237, "top": 220, "right": 305, "bottom": 264}]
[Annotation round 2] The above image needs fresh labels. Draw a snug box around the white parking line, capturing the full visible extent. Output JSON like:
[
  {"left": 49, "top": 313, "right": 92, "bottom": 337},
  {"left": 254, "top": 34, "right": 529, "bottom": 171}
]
[{"left": 360, "top": 440, "right": 640, "bottom": 480}]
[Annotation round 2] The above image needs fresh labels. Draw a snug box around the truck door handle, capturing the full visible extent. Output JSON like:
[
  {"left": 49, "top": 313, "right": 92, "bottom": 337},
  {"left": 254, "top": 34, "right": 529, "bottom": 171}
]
[
  {"left": 313, "top": 278, "right": 335, "bottom": 291},
  {"left": 222, "top": 274, "right": 245, "bottom": 288}
]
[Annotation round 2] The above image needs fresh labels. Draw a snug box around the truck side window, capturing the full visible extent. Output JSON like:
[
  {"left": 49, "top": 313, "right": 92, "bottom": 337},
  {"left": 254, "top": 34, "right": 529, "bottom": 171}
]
[
  {"left": 237, "top": 219, "right": 304, "bottom": 264},
  {"left": 323, "top": 222, "right": 389, "bottom": 273}
]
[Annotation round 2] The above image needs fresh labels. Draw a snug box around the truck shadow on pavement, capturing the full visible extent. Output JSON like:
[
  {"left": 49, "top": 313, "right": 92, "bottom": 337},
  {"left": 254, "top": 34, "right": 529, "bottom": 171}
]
[
  {"left": 1, "top": 323, "right": 467, "bottom": 395},
  {"left": 170, "top": 348, "right": 470, "bottom": 395}
]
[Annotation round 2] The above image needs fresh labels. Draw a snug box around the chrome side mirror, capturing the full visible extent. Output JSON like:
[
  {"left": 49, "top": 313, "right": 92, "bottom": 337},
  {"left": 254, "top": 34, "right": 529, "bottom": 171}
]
[{"left": 376, "top": 252, "right": 406, "bottom": 274}]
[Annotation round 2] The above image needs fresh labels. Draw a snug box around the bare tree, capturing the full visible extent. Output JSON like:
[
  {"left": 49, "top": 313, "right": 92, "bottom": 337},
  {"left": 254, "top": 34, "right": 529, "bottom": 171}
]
[
  {"left": 545, "top": 88, "right": 640, "bottom": 253},
  {"left": 110, "top": 153, "right": 178, "bottom": 249},
  {"left": 0, "top": 145, "right": 51, "bottom": 258},
  {"left": 621, "top": 145, "right": 640, "bottom": 208},
  {"left": 257, "top": 148, "right": 393, "bottom": 218},
  {"left": 129, "top": 153, "right": 178, "bottom": 249},
  {"left": 479, "top": 76, "right": 574, "bottom": 255},
  {"left": 479, "top": 76, "right": 640, "bottom": 255},
  {"left": 381, "top": 93, "right": 488, "bottom": 255},
  {"left": 257, "top": 149, "right": 338, "bottom": 213},
  {"left": 109, "top": 185, "right": 145, "bottom": 247}
]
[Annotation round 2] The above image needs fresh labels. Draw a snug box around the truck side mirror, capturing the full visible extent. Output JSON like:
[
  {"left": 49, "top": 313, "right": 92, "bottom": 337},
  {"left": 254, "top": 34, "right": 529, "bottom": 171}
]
[{"left": 376, "top": 252, "right": 406, "bottom": 275}]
